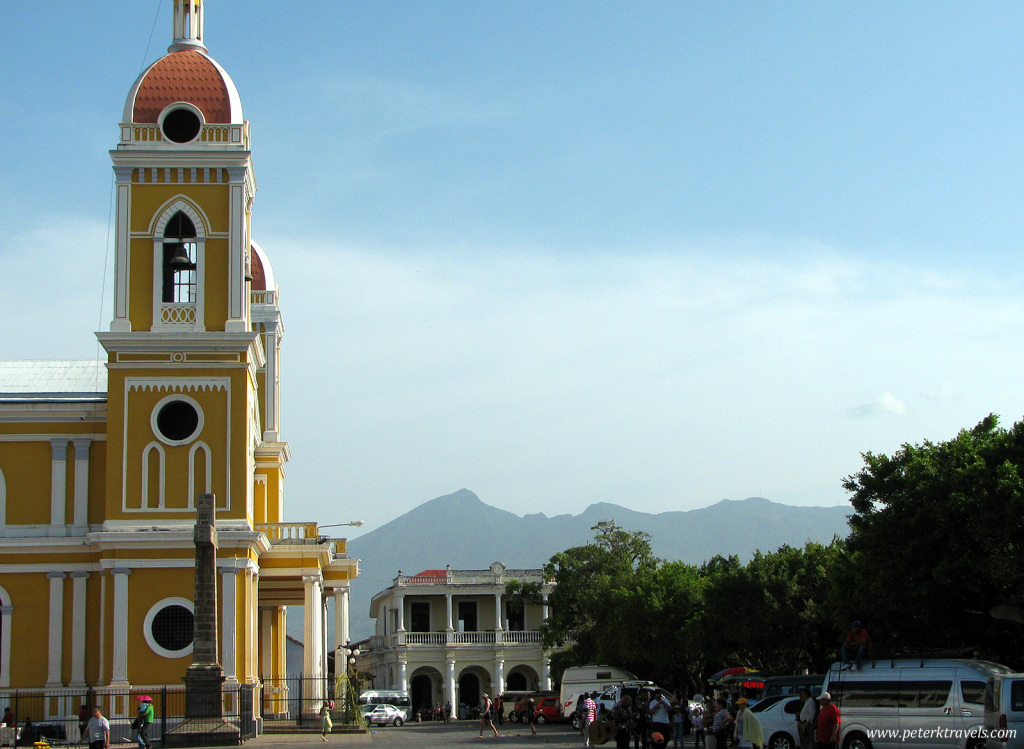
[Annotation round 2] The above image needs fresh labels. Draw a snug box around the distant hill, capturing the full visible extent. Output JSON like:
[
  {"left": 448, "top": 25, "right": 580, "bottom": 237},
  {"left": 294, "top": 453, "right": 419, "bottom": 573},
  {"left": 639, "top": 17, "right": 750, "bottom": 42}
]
[{"left": 344, "top": 489, "right": 851, "bottom": 640}]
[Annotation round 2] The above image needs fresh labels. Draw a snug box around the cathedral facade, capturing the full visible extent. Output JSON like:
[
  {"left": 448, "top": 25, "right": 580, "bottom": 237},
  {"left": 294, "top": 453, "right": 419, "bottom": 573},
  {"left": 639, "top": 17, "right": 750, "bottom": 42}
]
[{"left": 0, "top": 0, "right": 355, "bottom": 724}]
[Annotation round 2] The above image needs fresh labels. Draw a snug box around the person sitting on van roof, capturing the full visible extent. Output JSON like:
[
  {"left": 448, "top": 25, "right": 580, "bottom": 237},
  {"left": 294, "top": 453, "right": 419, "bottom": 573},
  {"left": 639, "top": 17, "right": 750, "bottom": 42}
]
[{"left": 840, "top": 620, "right": 872, "bottom": 671}]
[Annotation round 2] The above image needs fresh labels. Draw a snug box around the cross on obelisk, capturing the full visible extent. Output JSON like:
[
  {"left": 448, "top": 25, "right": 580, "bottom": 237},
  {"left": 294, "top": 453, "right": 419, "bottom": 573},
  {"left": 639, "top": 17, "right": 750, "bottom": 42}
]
[{"left": 184, "top": 492, "right": 225, "bottom": 717}]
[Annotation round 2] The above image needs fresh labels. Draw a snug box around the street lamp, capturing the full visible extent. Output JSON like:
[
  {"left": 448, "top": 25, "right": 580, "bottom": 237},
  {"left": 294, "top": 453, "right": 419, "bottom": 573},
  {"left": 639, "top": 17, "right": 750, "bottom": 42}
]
[
  {"left": 338, "top": 640, "right": 360, "bottom": 723},
  {"left": 318, "top": 520, "right": 365, "bottom": 529}
]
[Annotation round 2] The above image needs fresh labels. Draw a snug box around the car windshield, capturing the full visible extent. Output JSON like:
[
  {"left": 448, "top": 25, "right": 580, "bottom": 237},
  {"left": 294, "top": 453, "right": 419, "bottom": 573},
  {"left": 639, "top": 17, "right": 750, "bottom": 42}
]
[{"left": 750, "top": 695, "right": 788, "bottom": 713}]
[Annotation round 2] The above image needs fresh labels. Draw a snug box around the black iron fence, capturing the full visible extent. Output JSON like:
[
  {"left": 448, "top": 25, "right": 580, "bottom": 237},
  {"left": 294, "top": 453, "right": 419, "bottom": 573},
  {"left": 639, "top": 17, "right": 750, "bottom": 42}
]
[
  {"left": 0, "top": 684, "right": 259, "bottom": 746},
  {"left": 261, "top": 676, "right": 334, "bottom": 727}
]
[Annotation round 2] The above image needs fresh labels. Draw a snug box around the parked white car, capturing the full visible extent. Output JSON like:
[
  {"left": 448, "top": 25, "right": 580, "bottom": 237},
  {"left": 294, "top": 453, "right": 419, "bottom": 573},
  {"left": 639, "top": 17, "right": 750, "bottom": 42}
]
[
  {"left": 749, "top": 694, "right": 803, "bottom": 749},
  {"left": 362, "top": 703, "right": 405, "bottom": 727}
]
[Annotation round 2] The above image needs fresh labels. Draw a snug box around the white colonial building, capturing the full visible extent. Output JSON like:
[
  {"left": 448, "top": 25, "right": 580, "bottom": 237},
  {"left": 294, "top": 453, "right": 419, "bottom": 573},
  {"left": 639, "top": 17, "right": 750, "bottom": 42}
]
[{"left": 366, "top": 562, "right": 555, "bottom": 715}]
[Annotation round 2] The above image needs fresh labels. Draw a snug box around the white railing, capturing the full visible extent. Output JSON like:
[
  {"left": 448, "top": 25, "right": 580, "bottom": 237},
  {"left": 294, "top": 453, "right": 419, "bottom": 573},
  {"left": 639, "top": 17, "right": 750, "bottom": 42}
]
[
  {"left": 255, "top": 522, "right": 319, "bottom": 542},
  {"left": 160, "top": 302, "right": 196, "bottom": 324},
  {"left": 454, "top": 631, "right": 495, "bottom": 644},
  {"left": 401, "top": 575, "right": 449, "bottom": 585},
  {"left": 406, "top": 632, "right": 447, "bottom": 645},
  {"left": 120, "top": 122, "right": 250, "bottom": 149},
  {"left": 251, "top": 289, "right": 278, "bottom": 306},
  {"left": 502, "top": 631, "right": 542, "bottom": 643}
]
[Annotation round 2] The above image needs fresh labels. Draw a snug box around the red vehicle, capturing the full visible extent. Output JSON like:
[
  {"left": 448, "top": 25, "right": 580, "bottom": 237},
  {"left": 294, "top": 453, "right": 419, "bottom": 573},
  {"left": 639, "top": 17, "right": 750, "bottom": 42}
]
[{"left": 516, "top": 695, "right": 563, "bottom": 724}]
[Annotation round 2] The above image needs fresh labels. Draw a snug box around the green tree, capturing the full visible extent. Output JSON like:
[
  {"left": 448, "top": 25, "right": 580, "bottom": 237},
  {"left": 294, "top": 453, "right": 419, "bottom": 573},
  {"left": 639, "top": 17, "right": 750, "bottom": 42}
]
[{"left": 843, "top": 414, "right": 1024, "bottom": 666}]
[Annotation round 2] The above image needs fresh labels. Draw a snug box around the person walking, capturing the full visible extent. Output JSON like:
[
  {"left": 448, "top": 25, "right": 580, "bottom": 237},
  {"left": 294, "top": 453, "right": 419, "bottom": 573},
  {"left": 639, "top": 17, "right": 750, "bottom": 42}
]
[
  {"left": 814, "top": 693, "right": 840, "bottom": 749},
  {"left": 319, "top": 699, "right": 333, "bottom": 741},
  {"left": 526, "top": 698, "right": 538, "bottom": 736},
  {"left": 583, "top": 692, "right": 598, "bottom": 746},
  {"left": 78, "top": 706, "right": 89, "bottom": 745},
  {"left": 133, "top": 697, "right": 154, "bottom": 749},
  {"left": 86, "top": 707, "right": 109, "bottom": 749},
  {"left": 477, "top": 693, "right": 499, "bottom": 738}
]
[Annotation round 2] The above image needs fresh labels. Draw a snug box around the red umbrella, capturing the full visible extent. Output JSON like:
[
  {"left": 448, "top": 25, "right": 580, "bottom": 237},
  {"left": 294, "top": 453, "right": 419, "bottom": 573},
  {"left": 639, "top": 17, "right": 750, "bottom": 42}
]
[{"left": 135, "top": 695, "right": 153, "bottom": 702}]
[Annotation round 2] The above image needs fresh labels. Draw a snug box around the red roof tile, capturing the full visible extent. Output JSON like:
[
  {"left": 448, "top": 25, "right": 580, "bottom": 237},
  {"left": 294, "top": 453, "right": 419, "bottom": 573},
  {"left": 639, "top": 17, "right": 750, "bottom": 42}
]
[{"left": 133, "top": 50, "right": 232, "bottom": 123}]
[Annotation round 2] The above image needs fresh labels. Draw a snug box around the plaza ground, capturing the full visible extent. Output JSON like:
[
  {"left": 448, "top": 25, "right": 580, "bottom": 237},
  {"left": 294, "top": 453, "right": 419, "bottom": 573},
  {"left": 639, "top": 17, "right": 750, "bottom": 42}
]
[{"left": 250, "top": 721, "right": 583, "bottom": 749}]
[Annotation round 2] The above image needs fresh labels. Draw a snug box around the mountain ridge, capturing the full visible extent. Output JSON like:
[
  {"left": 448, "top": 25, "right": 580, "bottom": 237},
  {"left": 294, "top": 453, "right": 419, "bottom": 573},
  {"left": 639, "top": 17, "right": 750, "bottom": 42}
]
[{"left": 343, "top": 490, "right": 851, "bottom": 640}]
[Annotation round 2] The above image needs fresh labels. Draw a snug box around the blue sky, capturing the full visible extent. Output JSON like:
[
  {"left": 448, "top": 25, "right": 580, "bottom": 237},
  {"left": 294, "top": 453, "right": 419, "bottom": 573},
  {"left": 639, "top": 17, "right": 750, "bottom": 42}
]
[{"left": 3, "top": 1, "right": 1024, "bottom": 533}]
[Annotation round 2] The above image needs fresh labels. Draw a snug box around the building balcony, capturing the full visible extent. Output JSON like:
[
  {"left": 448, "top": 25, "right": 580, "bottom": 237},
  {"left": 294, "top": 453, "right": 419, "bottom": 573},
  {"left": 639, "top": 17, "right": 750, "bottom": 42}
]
[
  {"left": 370, "top": 630, "right": 543, "bottom": 650},
  {"left": 255, "top": 522, "right": 348, "bottom": 555}
]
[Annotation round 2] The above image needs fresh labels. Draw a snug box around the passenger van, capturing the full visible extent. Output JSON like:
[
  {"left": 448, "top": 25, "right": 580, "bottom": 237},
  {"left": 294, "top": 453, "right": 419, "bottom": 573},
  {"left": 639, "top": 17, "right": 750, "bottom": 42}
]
[
  {"left": 558, "top": 665, "right": 638, "bottom": 707},
  {"left": 823, "top": 659, "right": 1012, "bottom": 749},
  {"left": 984, "top": 672, "right": 1024, "bottom": 748},
  {"left": 358, "top": 689, "right": 412, "bottom": 722}
]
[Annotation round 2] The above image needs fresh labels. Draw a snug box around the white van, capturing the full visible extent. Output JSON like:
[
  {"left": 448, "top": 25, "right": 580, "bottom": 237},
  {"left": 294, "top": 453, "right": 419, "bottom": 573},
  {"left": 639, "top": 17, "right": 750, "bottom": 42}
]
[
  {"left": 558, "top": 665, "right": 638, "bottom": 722},
  {"left": 823, "top": 659, "right": 1012, "bottom": 749},
  {"left": 559, "top": 665, "right": 637, "bottom": 706},
  {"left": 984, "top": 672, "right": 1024, "bottom": 748}
]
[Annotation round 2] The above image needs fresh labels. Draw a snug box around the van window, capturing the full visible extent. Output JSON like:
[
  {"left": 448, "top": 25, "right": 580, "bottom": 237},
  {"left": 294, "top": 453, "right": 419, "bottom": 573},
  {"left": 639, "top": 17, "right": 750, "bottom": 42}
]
[
  {"left": 1011, "top": 681, "right": 1024, "bottom": 712},
  {"left": 960, "top": 680, "right": 985, "bottom": 706},
  {"left": 910, "top": 681, "right": 952, "bottom": 709},
  {"left": 833, "top": 682, "right": 900, "bottom": 708}
]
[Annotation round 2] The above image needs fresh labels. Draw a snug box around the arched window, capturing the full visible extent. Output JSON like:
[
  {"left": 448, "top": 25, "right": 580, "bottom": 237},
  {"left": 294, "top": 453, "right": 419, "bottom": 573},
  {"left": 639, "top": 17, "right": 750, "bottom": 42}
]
[
  {"left": 162, "top": 212, "right": 198, "bottom": 304},
  {"left": 152, "top": 200, "right": 208, "bottom": 331}
]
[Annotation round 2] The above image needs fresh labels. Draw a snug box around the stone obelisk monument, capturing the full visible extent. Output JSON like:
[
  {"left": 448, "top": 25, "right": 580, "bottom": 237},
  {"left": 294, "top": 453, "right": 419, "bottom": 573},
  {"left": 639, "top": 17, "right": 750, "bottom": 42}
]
[
  {"left": 185, "top": 492, "right": 225, "bottom": 716},
  {"left": 165, "top": 493, "right": 240, "bottom": 746}
]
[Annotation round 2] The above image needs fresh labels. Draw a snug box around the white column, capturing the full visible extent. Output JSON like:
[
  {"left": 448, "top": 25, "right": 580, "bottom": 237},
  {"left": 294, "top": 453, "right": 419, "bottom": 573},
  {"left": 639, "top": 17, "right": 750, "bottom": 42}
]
[
  {"left": 69, "top": 572, "right": 89, "bottom": 686},
  {"left": 494, "top": 593, "right": 503, "bottom": 631},
  {"left": 495, "top": 658, "right": 505, "bottom": 695},
  {"left": 398, "top": 658, "right": 408, "bottom": 691},
  {"left": 0, "top": 604, "right": 12, "bottom": 688},
  {"left": 46, "top": 572, "right": 66, "bottom": 687},
  {"left": 71, "top": 441, "right": 91, "bottom": 533},
  {"left": 49, "top": 441, "right": 68, "bottom": 535},
  {"left": 333, "top": 587, "right": 350, "bottom": 651},
  {"left": 303, "top": 574, "right": 324, "bottom": 705},
  {"left": 260, "top": 608, "right": 272, "bottom": 681},
  {"left": 111, "top": 568, "right": 131, "bottom": 685},
  {"left": 395, "top": 594, "right": 405, "bottom": 632},
  {"left": 250, "top": 571, "right": 259, "bottom": 682},
  {"left": 321, "top": 594, "right": 329, "bottom": 685},
  {"left": 445, "top": 592, "right": 454, "bottom": 644},
  {"left": 221, "top": 568, "right": 240, "bottom": 682},
  {"left": 542, "top": 656, "right": 552, "bottom": 691},
  {"left": 446, "top": 659, "right": 457, "bottom": 715},
  {"left": 542, "top": 593, "right": 549, "bottom": 623}
]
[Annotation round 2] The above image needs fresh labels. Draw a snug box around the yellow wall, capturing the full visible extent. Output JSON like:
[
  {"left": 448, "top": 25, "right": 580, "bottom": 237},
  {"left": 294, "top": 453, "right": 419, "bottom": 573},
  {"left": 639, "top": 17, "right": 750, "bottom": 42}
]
[{"left": 3, "top": 442, "right": 52, "bottom": 525}]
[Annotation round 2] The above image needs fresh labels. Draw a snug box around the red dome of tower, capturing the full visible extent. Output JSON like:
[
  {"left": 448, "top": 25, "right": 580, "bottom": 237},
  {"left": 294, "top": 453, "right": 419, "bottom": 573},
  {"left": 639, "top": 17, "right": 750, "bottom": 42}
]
[{"left": 123, "top": 50, "right": 243, "bottom": 125}]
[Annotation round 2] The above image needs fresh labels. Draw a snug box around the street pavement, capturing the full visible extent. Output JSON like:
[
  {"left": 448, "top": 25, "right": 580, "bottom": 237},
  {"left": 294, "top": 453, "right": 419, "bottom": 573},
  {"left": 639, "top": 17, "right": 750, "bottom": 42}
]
[{"left": 247, "top": 721, "right": 585, "bottom": 749}]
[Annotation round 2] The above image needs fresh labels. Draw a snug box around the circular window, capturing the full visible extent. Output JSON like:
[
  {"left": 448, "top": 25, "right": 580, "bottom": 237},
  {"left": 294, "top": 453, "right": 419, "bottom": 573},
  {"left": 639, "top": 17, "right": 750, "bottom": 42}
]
[
  {"left": 151, "top": 394, "right": 204, "bottom": 445},
  {"left": 144, "top": 597, "right": 195, "bottom": 658},
  {"left": 160, "top": 104, "right": 203, "bottom": 143}
]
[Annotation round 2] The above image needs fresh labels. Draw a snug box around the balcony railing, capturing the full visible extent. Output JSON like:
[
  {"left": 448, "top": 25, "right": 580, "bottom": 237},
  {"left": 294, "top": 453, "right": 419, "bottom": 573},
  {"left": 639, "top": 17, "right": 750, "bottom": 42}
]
[
  {"left": 502, "top": 631, "right": 542, "bottom": 643},
  {"left": 405, "top": 632, "right": 448, "bottom": 645},
  {"left": 256, "top": 522, "right": 319, "bottom": 542}
]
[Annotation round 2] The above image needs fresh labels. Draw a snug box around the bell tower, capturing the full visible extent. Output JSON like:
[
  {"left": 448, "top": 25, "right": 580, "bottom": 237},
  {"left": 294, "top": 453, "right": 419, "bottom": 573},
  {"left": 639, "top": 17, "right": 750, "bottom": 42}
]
[{"left": 97, "top": 0, "right": 283, "bottom": 529}]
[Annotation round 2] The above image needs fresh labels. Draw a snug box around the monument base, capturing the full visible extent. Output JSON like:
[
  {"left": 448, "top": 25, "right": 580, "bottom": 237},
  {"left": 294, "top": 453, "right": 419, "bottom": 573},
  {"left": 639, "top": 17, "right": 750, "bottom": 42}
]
[{"left": 162, "top": 717, "right": 242, "bottom": 747}]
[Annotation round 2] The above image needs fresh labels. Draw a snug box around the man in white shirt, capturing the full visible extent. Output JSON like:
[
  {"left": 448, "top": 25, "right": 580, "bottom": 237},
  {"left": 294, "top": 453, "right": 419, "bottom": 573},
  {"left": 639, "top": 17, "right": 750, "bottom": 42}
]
[
  {"left": 649, "top": 692, "right": 672, "bottom": 745},
  {"left": 87, "top": 707, "right": 109, "bottom": 749},
  {"left": 796, "top": 689, "right": 816, "bottom": 749}
]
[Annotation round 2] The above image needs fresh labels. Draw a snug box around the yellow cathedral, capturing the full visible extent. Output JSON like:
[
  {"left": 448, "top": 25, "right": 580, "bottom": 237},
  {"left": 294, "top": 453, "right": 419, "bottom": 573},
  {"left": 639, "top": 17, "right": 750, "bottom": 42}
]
[{"left": 0, "top": 0, "right": 356, "bottom": 727}]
